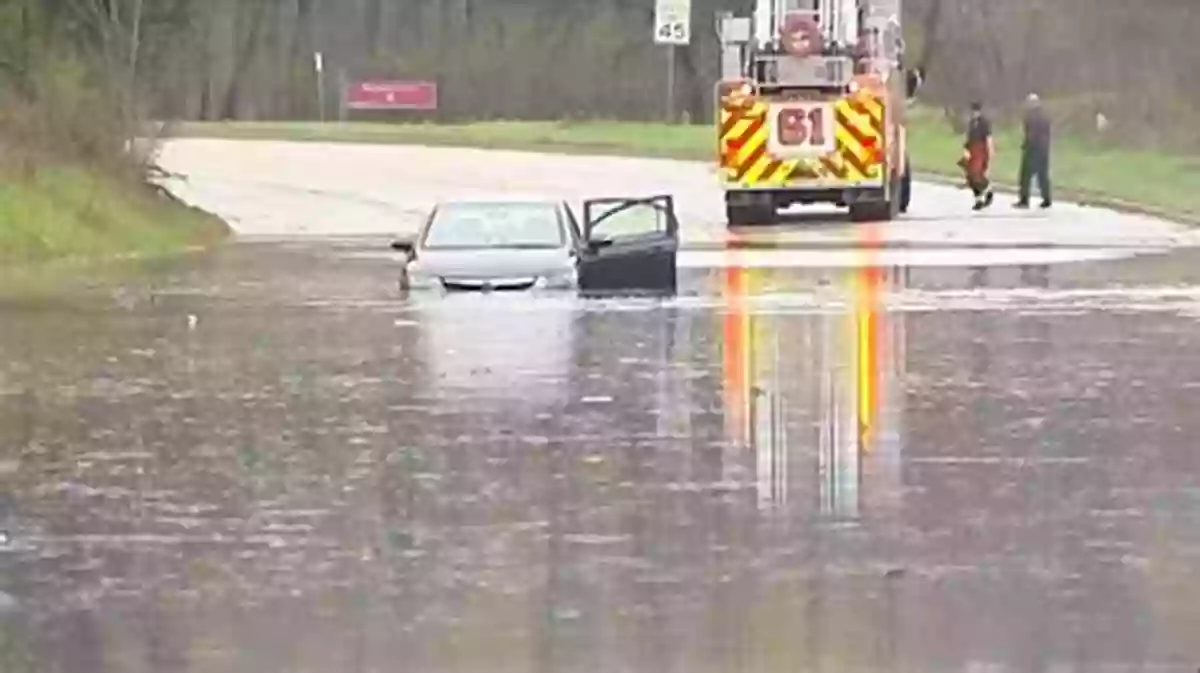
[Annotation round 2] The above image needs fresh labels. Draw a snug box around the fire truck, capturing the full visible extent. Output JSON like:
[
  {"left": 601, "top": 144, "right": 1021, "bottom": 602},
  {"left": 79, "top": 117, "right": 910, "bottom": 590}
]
[{"left": 715, "top": 0, "right": 922, "bottom": 225}]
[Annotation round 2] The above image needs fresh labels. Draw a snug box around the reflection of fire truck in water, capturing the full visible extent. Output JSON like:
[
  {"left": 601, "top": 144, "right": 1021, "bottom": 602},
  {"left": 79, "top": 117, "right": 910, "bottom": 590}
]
[{"left": 721, "top": 260, "right": 907, "bottom": 518}]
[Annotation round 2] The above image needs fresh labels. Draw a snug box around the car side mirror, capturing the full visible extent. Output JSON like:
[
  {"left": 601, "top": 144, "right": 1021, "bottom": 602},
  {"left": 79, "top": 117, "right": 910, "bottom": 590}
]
[{"left": 586, "top": 238, "right": 614, "bottom": 253}]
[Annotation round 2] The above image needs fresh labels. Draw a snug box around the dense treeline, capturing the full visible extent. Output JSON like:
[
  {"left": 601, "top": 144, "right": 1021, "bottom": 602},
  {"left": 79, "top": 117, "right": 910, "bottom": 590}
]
[
  {"left": 0, "top": 0, "right": 192, "bottom": 167},
  {"left": 158, "top": 0, "right": 1200, "bottom": 145},
  {"left": 911, "top": 0, "right": 1200, "bottom": 146},
  {"left": 1, "top": 0, "right": 1199, "bottom": 156}
]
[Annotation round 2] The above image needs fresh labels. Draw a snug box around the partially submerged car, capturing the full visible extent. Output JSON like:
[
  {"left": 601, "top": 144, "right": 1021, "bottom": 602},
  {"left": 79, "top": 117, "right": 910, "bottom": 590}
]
[{"left": 390, "top": 194, "right": 679, "bottom": 294}]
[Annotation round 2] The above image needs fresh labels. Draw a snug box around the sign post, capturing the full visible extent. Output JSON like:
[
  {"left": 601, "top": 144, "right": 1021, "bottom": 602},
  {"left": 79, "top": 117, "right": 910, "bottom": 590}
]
[
  {"left": 337, "top": 70, "right": 348, "bottom": 122},
  {"left": 313, "top": 51, "right": 325, "bottom": 122},
  {"left": 666, "top": 46, "right": 676, "bottom": 124},
  {"left": 653, "top": 0, "right": 691, "bottom": 123}
]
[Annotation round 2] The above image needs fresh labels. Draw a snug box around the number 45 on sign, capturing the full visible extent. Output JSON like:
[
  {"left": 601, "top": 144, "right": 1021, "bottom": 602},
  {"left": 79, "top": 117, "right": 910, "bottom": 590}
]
[
  {"left": 656, "top": 19, "right": 688, "bottom": 43},
  {"left": 654, "top": 0, "right": 691, "bottom": 45}
]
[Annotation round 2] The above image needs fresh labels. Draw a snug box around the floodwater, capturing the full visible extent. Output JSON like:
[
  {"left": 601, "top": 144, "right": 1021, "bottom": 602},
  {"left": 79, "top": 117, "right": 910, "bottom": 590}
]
[{"left": 3, "top": 239, "right": 1200, "bottom": 673}]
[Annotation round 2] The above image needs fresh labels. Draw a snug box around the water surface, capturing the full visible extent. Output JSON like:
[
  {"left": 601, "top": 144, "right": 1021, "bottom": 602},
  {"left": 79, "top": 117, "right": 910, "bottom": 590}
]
[{"left": 2, "top": 240, "right": 1200, "bottom": 673}]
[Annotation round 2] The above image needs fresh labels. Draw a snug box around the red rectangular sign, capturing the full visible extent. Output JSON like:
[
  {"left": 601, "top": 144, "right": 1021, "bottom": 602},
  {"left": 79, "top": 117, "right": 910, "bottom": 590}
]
[{"left": 344, "top": 80, "right": 437, "bottom": 110}]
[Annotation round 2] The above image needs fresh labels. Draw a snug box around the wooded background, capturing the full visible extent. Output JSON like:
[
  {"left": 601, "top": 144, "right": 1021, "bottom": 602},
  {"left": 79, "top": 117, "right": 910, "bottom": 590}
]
[{"left": 1, "top": 0, "right": 1198, "bottom": 157}]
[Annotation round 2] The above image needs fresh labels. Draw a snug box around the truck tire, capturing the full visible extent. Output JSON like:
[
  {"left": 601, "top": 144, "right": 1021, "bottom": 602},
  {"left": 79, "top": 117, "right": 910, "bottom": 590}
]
[
  {"left": 849, "top": 176, "right": 901, "bottom": 222},
  {"left": 726, "top": 202, "right": 753, "bottom": 227},
  {"left": 849, "top": 195, "right": 897, "bottom": 222},
  {"left": 726, "top": 198, "right": 774, "bottom": 227},
  {"left": 899, "top": 161, "right": 912, "bottom": 214},
  {"left": 887, "top": 183, "right": 902, "bottom": 219},
  {"left": 849, "top": 202, "right": 879, "bottom": 222}
]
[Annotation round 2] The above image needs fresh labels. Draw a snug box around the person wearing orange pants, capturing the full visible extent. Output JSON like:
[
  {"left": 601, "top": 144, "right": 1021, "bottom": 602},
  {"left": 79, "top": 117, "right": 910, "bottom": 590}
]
[{"left": 960, "top": 101, "right": 995, "bottom": 211}]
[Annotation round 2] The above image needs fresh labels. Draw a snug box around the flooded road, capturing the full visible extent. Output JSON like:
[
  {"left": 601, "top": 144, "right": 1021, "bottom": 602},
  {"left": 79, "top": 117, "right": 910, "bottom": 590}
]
[
  {"left": 4, "top": 237, "right": 1200, "bottom": 673},
  {"left": 3, "top": 140, "right": 1200, "bottom": 672}
]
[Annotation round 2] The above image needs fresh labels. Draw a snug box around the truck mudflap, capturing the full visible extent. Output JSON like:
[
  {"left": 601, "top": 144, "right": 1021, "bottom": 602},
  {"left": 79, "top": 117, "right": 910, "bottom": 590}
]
[{"left": 718, "top": 91, "right": 887, "bottom": 189}]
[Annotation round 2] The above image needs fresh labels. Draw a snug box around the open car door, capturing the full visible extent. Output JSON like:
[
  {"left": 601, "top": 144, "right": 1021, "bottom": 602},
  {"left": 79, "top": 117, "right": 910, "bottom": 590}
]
[{"left": 578, "top": 195, "right": 680, "bottom": 295}]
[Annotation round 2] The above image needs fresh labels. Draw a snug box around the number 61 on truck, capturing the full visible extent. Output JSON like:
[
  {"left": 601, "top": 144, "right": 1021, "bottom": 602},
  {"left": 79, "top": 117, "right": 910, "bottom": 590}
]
[{"left": 714, "top": 0, "right": 922, "bottom": 225}]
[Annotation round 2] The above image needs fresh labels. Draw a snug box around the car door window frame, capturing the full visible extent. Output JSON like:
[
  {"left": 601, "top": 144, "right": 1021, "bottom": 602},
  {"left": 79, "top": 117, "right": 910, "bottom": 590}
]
[
  {"left": 562, "top": 203, "right": 585, "bottom": 250},
  {"left": 583, "top": 195, "right": 678, "bottom": 247}
]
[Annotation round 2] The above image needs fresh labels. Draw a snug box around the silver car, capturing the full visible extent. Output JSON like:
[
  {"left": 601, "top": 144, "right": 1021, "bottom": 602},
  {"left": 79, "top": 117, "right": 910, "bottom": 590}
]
[{"left": 390, "top": 194, "right": 680, "bottom": 294}]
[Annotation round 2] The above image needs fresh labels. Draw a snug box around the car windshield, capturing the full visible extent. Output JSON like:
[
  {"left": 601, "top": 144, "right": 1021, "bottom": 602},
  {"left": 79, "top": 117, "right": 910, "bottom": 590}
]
[{"left": 422, "top": 201, "right": 565, "bottom": 249}]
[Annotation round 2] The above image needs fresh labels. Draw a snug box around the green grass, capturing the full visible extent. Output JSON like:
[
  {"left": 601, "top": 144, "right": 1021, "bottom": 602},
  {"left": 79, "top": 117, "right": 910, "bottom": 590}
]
[
  {"left": 178, "top": 112, "right": 1200, "bottom": 223},
  {"left": 0, "top": 163, "right": 229, "bottom": 290},
  {"left": 0, "top": 164, "right": 228, "bottom": 262}
]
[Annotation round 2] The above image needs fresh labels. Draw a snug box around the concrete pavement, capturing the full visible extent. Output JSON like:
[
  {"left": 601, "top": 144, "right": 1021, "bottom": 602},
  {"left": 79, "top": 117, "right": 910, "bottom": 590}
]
[{"left": 157, "top": 138, "right": 1199, "bottom": 266}]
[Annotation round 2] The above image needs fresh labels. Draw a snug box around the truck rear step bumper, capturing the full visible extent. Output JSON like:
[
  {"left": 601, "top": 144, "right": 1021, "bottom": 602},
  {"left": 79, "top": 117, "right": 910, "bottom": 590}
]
[{"left": 725, "top": 186, "right": 886, "bottom": 208}]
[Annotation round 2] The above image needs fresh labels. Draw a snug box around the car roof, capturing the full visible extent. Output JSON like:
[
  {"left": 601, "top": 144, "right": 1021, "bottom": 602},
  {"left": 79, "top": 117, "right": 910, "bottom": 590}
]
[
  {"left": 434, "top": 194, "right": 565, "bottom": 207},
  {"left": 418, "top": 194, "right": 578, "bottom": 244}
]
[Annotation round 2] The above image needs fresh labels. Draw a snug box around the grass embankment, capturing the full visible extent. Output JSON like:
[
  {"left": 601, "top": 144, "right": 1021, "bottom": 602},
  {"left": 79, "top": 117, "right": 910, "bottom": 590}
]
[
  {"left": 0, "top": 163, "right": 229, "bottom": 274},
  {"left": 178, "top": 109, "right": 1200, "bottom": 224}
]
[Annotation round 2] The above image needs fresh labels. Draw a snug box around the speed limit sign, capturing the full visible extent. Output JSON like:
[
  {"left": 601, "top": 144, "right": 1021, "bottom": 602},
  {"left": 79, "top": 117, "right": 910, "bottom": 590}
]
[{"left": 654, "top": 0, "right": 691, "bottom": 45}]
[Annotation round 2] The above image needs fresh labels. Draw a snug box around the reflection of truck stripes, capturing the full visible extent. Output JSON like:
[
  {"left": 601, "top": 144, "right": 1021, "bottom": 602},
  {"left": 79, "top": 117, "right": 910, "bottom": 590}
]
[
  {"left": 722, "top": 266, "right": 753, "bottom": 447},
  {"left": 720, "top": 265, "right": 904, "bottom": 516},
  {"left": 721, "top": 265, "right": 789, "bottom": 510},
  {"left": 856, "top": 266, "right": 883, "bottom": 451}
]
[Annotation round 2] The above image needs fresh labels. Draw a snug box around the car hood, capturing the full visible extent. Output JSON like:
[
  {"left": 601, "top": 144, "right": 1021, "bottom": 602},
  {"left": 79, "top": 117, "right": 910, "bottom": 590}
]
[{"left": 413, "top": 248, "right": 573, "bottom": 281}]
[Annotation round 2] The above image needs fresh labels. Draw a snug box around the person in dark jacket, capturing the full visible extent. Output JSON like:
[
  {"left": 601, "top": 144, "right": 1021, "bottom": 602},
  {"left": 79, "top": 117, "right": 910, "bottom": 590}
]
[
  {"left": 1016, "top": 93, "right": 1052, "bottom": 209},
  {"left": 961, "top": 101, "right": 994, "bottom": 211}
]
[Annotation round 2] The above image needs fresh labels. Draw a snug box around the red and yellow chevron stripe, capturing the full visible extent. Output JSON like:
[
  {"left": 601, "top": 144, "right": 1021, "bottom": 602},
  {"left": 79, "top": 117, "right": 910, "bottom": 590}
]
[{"left": 717, "top": 90, "right": 886, "bottom": 187}]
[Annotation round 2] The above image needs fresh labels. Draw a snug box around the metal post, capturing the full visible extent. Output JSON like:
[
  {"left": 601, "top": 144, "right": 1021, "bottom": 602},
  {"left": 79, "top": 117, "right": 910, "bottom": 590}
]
[
  {"left": 317, "top": 74, "right": 326, "bottom": 122},
  {"left": 666, "top": 45, "right": 677, "bottom": 124},
  {"left": 314, "top": 52, "right": 326, "bottom": 122},
  {"left": 338, "top": 69, "right": 348, "bottom": 123},
  {"left": 320, "top": 82, "right": 328, "bottom": 122}
]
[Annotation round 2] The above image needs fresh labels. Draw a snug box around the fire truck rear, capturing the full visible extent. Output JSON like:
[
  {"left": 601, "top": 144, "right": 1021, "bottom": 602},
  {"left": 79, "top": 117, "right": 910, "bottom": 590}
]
[{"left": 715, "top": 0, "right": 922, "bottom": 226}]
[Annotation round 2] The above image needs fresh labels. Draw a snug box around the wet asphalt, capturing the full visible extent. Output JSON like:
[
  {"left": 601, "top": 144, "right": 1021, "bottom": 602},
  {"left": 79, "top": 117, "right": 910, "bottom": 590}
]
[
  {"left": 3, "top": 139, "right": 1200, "bottom": 672},
  {"left": 2, "top": 234, "right": 1200, "bottom": 673}
]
